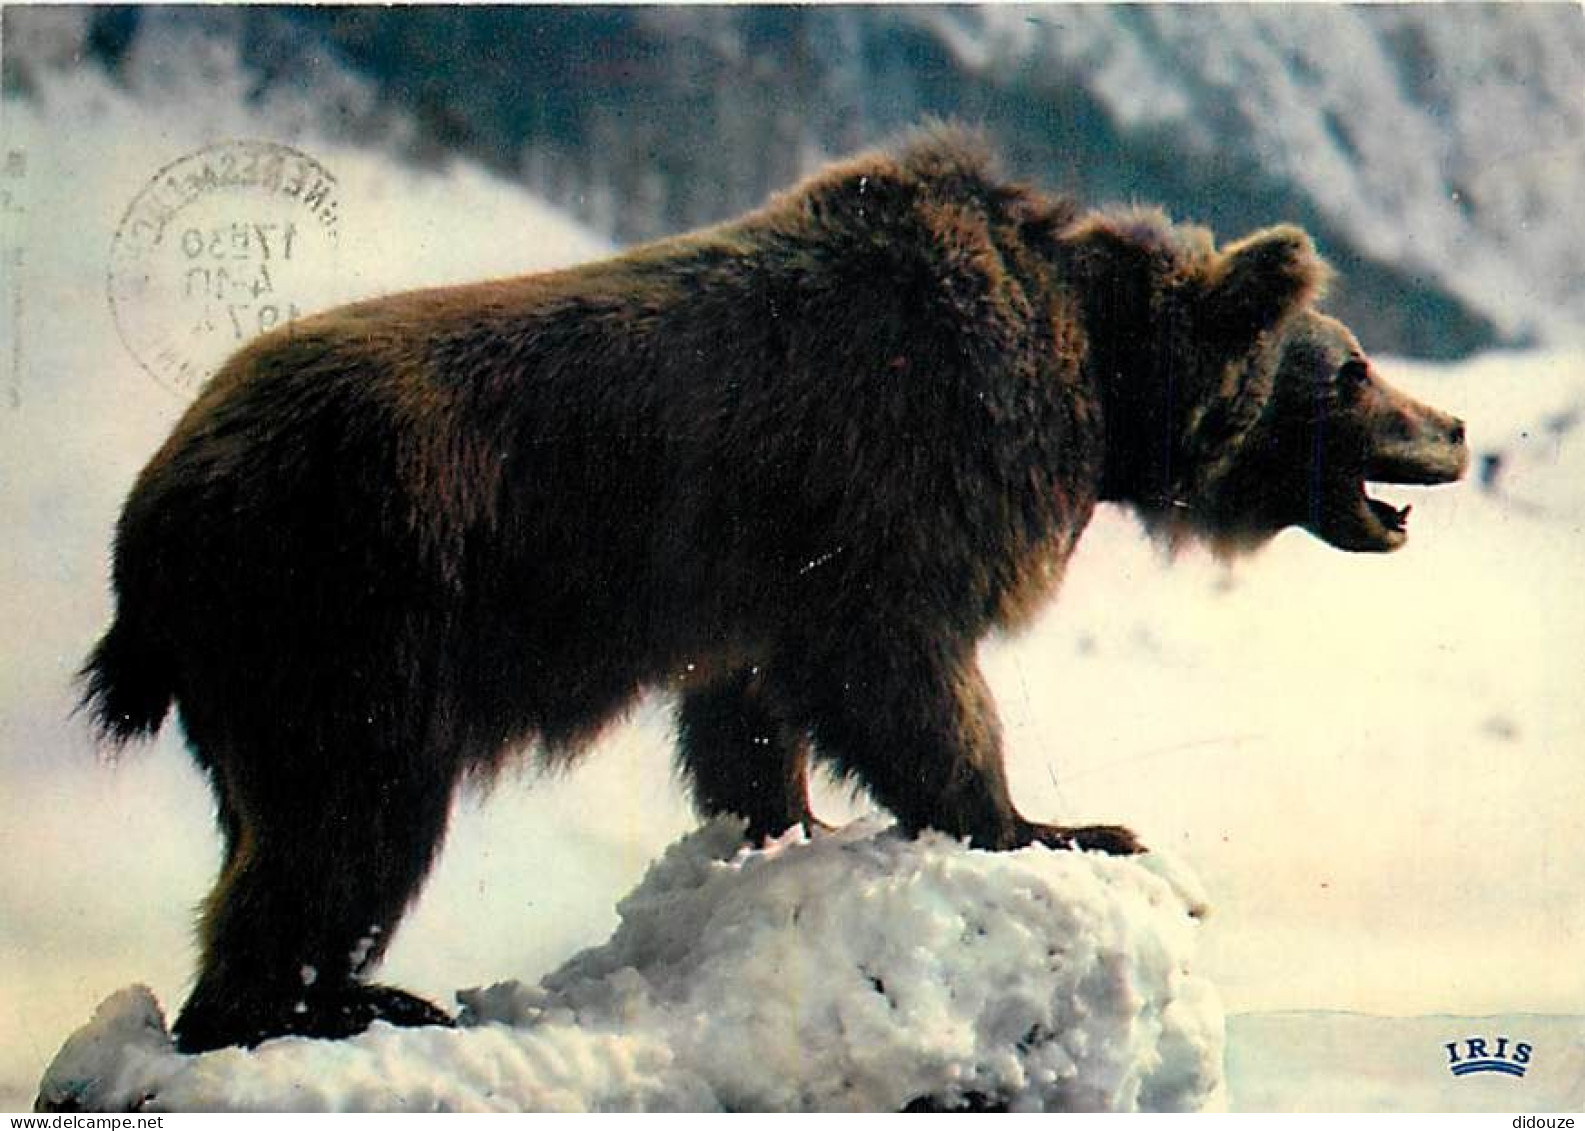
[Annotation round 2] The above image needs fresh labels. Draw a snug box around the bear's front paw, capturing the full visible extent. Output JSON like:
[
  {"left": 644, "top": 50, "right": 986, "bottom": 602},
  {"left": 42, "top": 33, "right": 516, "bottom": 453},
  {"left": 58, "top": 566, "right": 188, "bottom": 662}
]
[
  {"left": 358, "top": 984, "right": 456, "bottom": 1031},
  {"left": 1023, "top": 821, "right": 1145, "bottom": 856}
]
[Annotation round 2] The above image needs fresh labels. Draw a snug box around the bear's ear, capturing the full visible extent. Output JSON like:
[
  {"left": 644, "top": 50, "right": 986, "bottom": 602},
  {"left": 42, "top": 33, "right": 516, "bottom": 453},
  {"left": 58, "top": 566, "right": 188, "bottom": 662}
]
[{"left": 1202, "top": 225, "right": 1331, "bottom": 346}]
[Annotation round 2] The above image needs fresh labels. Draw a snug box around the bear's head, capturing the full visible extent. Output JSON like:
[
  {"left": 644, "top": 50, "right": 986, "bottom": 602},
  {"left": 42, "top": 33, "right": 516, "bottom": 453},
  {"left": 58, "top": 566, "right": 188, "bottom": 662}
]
[
  {"left": 1182, "top": 228, "right": 1469, "bottom": 554},
  {"left": 1066, "top": 215, "right": 1470, "bottom": 555},
  {"left": 1215, "top": 307, "right": 1470, "bottom": 552}
]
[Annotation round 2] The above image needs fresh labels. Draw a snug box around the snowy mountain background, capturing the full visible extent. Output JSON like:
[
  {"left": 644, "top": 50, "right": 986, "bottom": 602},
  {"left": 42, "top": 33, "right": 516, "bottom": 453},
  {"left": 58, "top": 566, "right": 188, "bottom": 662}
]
[
  {"left": 13, "top": 3, "right": 1584, "bottom": 359},
  {"left": 3, "top": 5, "right": 1584, "bottom": 1112}
]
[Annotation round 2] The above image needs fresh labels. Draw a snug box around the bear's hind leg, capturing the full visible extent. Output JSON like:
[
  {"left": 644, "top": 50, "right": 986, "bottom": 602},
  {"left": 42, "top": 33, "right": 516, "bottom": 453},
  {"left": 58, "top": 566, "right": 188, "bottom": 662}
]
[
  {"left": 174, "top": 725, "right": 457, "bottom": 1053},
  {"left": 676, "top": 668, "right": 821, "bottom": 842}
]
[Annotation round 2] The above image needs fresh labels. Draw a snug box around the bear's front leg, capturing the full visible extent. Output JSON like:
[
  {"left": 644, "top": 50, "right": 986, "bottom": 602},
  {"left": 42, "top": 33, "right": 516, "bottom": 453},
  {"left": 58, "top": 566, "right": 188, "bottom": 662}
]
[{"left": 790, "top": 630, "right": 1142, "bottom": 855}]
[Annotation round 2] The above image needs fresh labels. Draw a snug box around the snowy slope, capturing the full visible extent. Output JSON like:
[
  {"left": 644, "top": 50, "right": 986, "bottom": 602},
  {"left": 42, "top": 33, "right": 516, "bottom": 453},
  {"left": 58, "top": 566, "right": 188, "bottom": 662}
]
[
  {"left": 917, "top": 5, "right": 1585, "bottom": 347},
  {"left": 5, "top": 41, "right": 1585, "bottom": 1114}
]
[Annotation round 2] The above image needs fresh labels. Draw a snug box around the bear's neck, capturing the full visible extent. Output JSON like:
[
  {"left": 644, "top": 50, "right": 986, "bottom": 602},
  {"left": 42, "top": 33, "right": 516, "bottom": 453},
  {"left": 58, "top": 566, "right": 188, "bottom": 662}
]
[
  {"left": 1086, "top": 321, "right": 1200, "bottom": 519},
  {"left": 1089, "top": 323, "right": 1277, "bottom": 549}
]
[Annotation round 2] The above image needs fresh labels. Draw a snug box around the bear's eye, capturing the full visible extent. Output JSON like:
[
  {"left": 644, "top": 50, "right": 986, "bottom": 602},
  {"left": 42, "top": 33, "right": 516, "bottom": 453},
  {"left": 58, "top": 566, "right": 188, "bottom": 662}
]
[{"left": 1338, "top": 358, "right": 1371, "bottom": 390}]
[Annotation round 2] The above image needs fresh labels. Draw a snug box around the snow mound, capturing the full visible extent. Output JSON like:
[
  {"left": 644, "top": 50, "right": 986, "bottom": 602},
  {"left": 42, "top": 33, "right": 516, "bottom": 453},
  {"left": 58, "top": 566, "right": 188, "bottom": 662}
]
[{"left": 35, "top": 821, "right": 1222, "bottom": 1112}]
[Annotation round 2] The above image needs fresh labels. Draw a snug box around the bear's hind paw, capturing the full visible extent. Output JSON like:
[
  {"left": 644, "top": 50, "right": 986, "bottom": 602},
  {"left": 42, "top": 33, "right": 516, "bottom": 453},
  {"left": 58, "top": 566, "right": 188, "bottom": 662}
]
[{"left": 174, "top": 983, "right": 453, "bottom": 1053}]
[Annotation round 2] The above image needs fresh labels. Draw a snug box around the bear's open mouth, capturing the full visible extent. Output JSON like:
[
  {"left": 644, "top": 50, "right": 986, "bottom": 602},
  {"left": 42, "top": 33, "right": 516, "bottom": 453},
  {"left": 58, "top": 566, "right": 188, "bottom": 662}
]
[
  {"left": 1360, "top": 484, "right": 1413, "bottom": 549},
  {"left": 1314, "top": 451, "right": 1463, "bottom": 553},
  {"left": 1368, "top": 490, "right": 1412, "bottom": 537},
  {"left": 1313, "top": 481, "right": 1413, "bottom": 553}
]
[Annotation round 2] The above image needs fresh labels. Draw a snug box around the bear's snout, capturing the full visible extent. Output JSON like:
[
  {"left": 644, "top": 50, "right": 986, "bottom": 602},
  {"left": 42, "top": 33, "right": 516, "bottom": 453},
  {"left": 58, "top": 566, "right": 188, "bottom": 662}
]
[{"left": 1359, "top": 377, "right": 1470, "bottom": 487}]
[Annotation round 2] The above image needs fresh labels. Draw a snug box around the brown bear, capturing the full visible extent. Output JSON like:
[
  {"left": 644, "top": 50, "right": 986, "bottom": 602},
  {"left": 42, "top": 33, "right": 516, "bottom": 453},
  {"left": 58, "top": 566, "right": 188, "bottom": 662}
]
[{"left": 80, "top": 126, "right": 1468, "bottom": 1053}]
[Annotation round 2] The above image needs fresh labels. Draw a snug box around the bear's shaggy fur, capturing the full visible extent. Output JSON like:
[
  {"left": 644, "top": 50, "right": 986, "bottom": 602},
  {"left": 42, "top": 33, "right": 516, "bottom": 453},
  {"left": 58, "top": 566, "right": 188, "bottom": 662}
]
[{"left": 81, "top": 126, "right": 1467, "bottom": 1052}]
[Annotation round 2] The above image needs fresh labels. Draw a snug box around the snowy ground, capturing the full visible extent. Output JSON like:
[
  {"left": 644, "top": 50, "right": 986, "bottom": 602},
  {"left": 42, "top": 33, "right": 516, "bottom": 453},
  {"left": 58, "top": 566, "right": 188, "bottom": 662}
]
[
  {"left": 1227, "top": 1013, "right": 1585, "bottom": 1113},
  {"left": 4, "top": 66, "right": 1584, "bottom": 1111}
]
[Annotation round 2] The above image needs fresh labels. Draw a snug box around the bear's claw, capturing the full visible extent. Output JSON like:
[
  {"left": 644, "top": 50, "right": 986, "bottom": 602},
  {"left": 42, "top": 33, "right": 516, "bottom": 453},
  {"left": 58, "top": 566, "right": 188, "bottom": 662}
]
[{"left": 1023, "top": 821, "right": 1145, "bottom": 856}]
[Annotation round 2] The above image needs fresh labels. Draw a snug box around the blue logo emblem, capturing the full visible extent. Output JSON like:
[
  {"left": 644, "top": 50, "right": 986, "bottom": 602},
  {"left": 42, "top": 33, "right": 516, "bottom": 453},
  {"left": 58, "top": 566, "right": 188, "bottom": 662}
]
[{"left": 1445, "top": 1036, "right": 1532, "bottom": 1078}]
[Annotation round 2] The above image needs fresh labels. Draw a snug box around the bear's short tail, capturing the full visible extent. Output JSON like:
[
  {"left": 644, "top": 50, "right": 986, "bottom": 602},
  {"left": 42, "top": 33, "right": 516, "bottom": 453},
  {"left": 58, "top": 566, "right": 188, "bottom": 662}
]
[{"left": 79, "top": 615, "right": 173, "bottom": 745}]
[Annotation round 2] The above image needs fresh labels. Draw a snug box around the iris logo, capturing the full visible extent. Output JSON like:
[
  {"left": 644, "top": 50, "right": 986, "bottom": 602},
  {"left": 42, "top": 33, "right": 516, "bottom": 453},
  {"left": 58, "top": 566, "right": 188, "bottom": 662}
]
[{"left": 1444, "top": 1035, "right": 1532, "bottom": 1078}]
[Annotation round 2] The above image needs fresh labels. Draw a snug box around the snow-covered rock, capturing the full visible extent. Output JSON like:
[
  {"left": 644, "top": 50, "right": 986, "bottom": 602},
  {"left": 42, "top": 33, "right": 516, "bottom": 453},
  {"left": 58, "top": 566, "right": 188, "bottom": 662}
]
[{"left": 35, "top": 822, "right": 1221, "bottom": 1112}]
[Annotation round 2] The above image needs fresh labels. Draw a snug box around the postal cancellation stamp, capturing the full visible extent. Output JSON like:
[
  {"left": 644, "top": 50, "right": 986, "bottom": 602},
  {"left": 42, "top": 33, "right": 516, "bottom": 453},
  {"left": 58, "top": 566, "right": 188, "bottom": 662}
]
[{"left": 107, "top": 140, "right": 341, "bottom": 398}]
